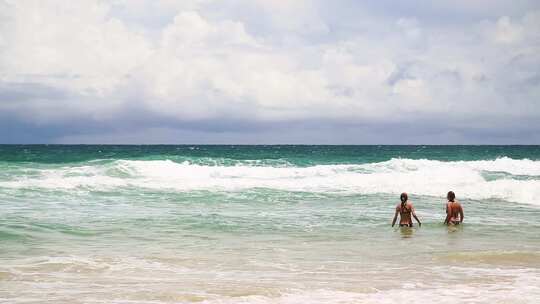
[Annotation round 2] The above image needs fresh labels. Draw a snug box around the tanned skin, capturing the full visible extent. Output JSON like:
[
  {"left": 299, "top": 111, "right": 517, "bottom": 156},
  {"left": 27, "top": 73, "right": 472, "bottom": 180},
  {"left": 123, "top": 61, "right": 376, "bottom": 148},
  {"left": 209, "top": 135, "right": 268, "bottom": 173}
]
[
  {"left": 444, "top": 191, "right": 464, "bottom": 225},
  {"left": 392, "top": 193, "right": 422, "bottom": 227}
]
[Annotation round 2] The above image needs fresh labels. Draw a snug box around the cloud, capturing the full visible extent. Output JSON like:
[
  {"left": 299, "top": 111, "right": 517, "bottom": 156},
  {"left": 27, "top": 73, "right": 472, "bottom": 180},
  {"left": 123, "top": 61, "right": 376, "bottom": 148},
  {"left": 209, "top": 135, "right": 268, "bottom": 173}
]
[{"left": 0, "top": 0, "right": 539, "bottom": 143}]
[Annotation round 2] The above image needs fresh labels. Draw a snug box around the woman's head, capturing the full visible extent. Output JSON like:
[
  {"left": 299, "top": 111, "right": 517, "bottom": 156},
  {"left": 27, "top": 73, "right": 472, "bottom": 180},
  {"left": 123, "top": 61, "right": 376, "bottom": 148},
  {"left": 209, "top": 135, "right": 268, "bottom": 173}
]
[
  {"left": 400, "top": 192, "right": 408, "bottom": 203},
  {"left": 447, "top": 191, "right": 456, "bottom": 202}
]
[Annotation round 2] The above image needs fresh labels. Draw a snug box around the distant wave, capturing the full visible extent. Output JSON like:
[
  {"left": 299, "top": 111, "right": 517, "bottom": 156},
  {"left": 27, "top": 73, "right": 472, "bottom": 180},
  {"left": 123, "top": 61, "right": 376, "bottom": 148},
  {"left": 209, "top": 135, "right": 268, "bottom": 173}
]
[{"left": 1, "top": 157, "right": 540, "bottom": 206}]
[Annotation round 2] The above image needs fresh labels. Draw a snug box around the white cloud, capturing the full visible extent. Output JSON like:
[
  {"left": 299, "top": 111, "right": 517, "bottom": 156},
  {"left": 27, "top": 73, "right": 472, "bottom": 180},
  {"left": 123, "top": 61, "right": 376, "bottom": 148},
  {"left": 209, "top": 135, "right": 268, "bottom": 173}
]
[
  {"left": 0, "top": 0, "right": 539, "bottom": 141},
  {"left": 0, "top": 0, "right": 152, "bottom": 121}
]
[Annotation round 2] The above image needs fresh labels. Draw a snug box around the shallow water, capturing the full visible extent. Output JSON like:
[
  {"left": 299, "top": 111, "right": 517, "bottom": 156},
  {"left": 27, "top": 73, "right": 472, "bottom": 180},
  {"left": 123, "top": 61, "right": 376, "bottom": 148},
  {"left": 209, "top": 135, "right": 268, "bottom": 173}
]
[{"left": 1, "top": 145, "right": 539, "bottom": 303}]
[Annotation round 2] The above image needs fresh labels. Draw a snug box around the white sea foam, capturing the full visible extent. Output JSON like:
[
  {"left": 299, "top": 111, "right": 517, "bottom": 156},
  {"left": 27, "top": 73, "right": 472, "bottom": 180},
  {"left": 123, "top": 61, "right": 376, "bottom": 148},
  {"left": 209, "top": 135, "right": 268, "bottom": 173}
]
[
  {"left": 199, "top": 265, "right": 540, "bottom": 304},
  {"left": 198, "top": 277, "right": 540, "bottom": 304},
  {"left": 2, "top": 157, "right": 540, "bottom": 206},
  {"left": 3, "top": 255, "right": 539, "bottom": 304}
]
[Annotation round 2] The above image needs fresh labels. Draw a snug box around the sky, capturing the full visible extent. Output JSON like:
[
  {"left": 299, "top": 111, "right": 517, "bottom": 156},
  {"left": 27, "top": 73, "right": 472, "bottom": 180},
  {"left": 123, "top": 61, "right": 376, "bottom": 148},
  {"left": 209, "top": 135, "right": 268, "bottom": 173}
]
[{"left": 1, "top": 0, "right": 539, "bottom": 144}]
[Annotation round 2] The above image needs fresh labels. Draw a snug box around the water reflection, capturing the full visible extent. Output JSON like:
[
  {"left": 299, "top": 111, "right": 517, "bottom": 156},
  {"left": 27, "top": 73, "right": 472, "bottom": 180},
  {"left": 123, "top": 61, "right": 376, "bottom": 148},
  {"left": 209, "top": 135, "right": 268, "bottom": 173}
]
[{"left": 399, "top": 226, "right": 415, "bottom": 238}]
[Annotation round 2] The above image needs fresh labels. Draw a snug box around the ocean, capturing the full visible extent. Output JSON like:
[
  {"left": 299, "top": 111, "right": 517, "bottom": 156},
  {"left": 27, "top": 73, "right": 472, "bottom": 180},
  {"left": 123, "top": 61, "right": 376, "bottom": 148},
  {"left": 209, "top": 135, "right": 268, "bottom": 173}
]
[{"left": 1, "top": 145, "right": 539, "bottom": 303}]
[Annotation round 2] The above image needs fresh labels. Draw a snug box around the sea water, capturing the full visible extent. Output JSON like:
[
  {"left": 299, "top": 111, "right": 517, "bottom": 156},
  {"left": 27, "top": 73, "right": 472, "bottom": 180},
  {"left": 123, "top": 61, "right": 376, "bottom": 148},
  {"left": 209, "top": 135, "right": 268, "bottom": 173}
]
[{"left": 1, "top": 145, "right": 539, "bottom": 303}]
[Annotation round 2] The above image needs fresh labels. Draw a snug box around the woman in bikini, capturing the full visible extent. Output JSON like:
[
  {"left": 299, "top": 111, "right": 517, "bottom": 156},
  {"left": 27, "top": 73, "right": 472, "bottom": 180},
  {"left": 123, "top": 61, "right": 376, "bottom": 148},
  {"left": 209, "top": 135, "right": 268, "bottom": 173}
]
[
  {"left": 392, "top": 192, "right": 422, "bottom": 227},
  {"left": 444, "top": 191, "right": 464, "bottom": 225}
]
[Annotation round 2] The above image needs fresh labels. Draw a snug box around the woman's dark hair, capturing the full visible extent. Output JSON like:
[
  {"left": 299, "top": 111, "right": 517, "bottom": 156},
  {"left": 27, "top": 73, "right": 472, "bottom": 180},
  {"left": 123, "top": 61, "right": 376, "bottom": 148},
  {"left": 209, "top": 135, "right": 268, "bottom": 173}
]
[
  {"left": 447, "top": 191, "right": 456, "bottom": 202},
  {"left": 400, "top": 192, "right": 408, "bottom": 204}
]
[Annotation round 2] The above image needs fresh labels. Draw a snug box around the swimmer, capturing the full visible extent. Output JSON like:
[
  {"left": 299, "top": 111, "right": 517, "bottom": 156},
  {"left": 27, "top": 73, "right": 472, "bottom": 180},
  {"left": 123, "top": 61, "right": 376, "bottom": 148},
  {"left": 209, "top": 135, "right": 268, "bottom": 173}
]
[
  {"left": 392, "top": 193, "right": 422, "bottom": 227},
  {"left": 444, "top": 191, "right": 464, "bottom": 225}
]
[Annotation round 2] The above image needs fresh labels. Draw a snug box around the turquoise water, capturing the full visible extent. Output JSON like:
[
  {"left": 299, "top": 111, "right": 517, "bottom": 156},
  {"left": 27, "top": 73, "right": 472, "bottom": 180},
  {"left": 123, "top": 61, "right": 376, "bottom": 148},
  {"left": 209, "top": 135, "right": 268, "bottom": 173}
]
[
  {"left": 1, "top": 145, "right": 540, "bottom": 303},
  {"left": 2, "top": 145, "right": 539, "bottom": 164}
]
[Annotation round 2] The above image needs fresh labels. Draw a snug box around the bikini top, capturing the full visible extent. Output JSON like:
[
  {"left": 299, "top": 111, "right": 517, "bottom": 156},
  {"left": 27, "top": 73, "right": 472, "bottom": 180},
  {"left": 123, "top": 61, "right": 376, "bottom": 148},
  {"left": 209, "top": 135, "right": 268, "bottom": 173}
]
[{"left": 399, "top": 203, "right": 411, "bottom": 214}]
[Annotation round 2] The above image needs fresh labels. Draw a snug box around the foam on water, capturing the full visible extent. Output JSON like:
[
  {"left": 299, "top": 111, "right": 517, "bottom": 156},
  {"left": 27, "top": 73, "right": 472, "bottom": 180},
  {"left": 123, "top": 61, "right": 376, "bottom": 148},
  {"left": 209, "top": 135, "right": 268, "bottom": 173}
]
[
  {"left": 2, "top": 147, "right": 539, "bottom": 304},
  {"left": 2, "top": 157, "right": 540, "bottom": 206},
  {"left": 3, "top": 266, "right": 539, "bottom": 303},
  {"left": 197, "top": 279, "right": 540, "bottom": 304},
  {"left": 2, "top": 254, "right": 539, "bottom": 304},
  {"left": 202, "top": 266, "right": 540, "bottom": 304}
]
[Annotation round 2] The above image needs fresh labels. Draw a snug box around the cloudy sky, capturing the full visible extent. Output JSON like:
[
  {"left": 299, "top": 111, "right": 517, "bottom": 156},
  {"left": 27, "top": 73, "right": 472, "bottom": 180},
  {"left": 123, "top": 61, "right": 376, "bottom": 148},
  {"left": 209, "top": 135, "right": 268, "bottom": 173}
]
[{"left": 1, "top": 0, "right": 539, "bottom": 144}]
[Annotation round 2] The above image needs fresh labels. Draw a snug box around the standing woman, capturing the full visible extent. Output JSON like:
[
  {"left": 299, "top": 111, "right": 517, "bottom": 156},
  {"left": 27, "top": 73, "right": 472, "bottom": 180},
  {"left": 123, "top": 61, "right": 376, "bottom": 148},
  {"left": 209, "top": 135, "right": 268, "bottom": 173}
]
[
  {"left": 445, "top": 191, "right": 464, "bottom": 225},
  {"left": 392, "top": 193, "right": 422, "bottom": 227}
]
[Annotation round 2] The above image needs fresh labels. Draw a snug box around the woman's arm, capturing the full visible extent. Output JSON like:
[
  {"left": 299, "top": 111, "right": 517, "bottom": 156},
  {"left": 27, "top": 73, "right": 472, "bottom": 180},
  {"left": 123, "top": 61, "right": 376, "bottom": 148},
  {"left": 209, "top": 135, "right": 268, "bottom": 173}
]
[
  {"left": 391, "top": 208, "right": 399, "bottom": 227},
  {"left": 411, "top": 203, "right": 421, "bottom": 227},
  {"left": 444, "top": 203, "right": 451, "bottom": 225}
]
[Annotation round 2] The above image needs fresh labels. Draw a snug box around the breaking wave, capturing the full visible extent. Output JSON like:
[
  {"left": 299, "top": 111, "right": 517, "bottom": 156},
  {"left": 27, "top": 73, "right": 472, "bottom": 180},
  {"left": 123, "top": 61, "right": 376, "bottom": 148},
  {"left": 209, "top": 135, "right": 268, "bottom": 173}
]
[{"left": 2, "top": 157, "right": 540, "bottom": 206}]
